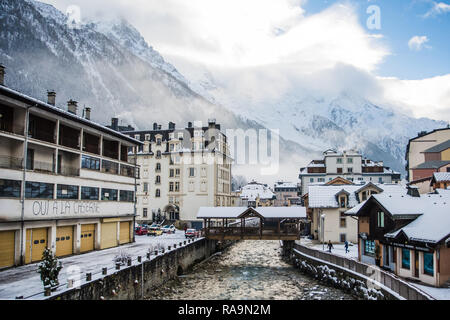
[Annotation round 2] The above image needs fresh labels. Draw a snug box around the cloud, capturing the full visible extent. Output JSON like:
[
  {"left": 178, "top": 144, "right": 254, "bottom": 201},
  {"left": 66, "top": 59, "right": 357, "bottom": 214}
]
[
  {"left": 408, "top": 35, "right": 431, "bottom": 51},
  {"left": 423, "top": 1, "right": 450, "bottom": 18}
]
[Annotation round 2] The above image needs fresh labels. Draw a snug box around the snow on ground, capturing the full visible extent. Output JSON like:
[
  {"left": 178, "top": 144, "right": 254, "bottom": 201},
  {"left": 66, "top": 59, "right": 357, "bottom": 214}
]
[
  {"left": 410, "top": 283, "right": 450, "bottom": 300},
  {"left": 298, "top": 237, "right": 359, "bottom": 260},
  {"left": 0, "top": 231, "right": 201, "bottom": 300}
]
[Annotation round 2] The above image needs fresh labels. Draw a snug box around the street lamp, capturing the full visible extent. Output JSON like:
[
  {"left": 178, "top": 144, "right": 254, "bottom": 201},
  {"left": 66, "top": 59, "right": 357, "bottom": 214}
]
[{"left": 321, "top": 213, "right": 326, "bottom": 251}]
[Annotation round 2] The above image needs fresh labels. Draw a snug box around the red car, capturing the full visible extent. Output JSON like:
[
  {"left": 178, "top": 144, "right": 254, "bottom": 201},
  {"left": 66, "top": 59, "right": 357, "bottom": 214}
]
[
  {"left": 185, "top": 229, "right": 199, "bottom": 238},
  {"left": 135, "top": 226, "right": 148, "bottom": 236}
]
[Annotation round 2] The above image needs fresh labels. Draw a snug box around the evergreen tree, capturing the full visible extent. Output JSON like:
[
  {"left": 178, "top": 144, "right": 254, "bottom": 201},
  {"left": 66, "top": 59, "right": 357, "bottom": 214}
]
[{"left": 37, "top": 248, "right": 63, "bottom": 289}]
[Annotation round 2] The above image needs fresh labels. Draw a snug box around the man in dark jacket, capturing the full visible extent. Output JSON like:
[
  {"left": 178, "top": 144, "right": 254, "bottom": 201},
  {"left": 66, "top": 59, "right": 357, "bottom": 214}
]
[{"left": 327, "top": 240, "right": 333, "bottom": 253}]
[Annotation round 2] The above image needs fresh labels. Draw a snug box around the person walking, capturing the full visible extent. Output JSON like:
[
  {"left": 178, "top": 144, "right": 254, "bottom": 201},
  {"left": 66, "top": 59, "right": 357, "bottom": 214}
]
[
  {"left": 327, "top": 240, "right": 333, "bottom": 253},
  {"left": 344, "top": 240, "right": 349, "bottom": 253}
]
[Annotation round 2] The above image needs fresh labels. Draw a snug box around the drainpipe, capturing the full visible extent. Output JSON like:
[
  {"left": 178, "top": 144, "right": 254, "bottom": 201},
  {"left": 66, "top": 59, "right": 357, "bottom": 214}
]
[
  {"left": 20, "top": 104, "right": 37, "bottom": 265},
  {"left": 133, "top": 145, "right": 137, "bottom": 243}
]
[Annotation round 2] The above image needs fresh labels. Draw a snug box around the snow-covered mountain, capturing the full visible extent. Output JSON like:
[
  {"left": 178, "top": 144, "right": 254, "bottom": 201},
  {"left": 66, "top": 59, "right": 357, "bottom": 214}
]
[{"left": 0, "top": 0, "right": 446, "bottom": 181}]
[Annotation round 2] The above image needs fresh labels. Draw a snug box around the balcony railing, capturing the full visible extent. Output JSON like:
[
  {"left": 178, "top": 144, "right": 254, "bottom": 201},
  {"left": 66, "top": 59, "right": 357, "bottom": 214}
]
[
  {"left": 30, "top": 160, "right": 54, "bottom": 174},
  {"left": 58, "top": 166, "right": 80, "bottom": 177},
  {"left": 0, "top": 156, "right": 24, "bottom": 170},
  {"left": 0, "top": 123, "right": 25, "bottom": 136}
]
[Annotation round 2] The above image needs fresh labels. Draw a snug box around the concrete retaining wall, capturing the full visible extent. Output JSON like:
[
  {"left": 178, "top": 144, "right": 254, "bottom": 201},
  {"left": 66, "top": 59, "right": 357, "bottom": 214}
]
[{"left": 49, "top": 239, "right": 217, "bottom": 300}]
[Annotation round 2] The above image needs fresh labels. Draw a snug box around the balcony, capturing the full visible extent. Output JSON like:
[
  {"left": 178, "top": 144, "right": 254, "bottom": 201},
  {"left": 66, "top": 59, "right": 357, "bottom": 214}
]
[
  {"left": 0, "top": 155, "right": 23, "bottom": 170},
  {"left": 59, "top": 124, "right": 80, "bottom": 149},
  {"left": 120, "top": 164, "right": 137, "bottom": 178}
]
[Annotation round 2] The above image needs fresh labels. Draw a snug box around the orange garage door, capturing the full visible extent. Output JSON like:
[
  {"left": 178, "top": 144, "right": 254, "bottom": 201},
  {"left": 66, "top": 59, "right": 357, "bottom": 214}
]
[
  {"left": 0, "top": 231, "right": 15, "bottom": 269},
  {"left": 25, "top": 228, "right": 48, "bottom": 264},
  {"left": 119, "top": 222, "right": 131, "bottom": 244},
  {"left": 80, "top": 224, "right": 95, "bottom": 253},
  {"left": 56, "top": 226, "right": 74, "bottom": 257}
]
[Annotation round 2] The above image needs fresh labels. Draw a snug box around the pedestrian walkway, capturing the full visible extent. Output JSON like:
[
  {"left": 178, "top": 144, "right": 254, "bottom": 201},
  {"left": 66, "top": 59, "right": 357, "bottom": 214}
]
[{"left": 0, "top": 232, "right": 199, "bottom": 300}]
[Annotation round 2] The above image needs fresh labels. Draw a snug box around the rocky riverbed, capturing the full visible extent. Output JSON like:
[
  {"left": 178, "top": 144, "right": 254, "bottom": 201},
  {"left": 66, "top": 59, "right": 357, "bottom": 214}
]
[{"left": 147, "top": 240, "right": 355, "bottom": 300}]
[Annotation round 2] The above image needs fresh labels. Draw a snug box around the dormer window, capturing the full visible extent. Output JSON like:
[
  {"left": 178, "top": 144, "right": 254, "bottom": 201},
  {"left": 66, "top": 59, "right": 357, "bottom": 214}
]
[
  {"left": 156, "top": 151, "right": 161, "bottom": 159},
  {"left": 340, "top": 196, "right": 347, "bottom": 208},
  {"left": 145, "top": 134, "right": 150, "bottom": 141},
  {"left": 156, "top": 138, "right": 162, "bottom": 146}
]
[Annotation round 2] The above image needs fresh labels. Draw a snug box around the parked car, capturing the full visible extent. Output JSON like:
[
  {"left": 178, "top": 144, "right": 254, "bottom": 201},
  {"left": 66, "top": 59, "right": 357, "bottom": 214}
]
[
  {"left": 185, "top": 229, "right": 199, "bottom": 238},
  {"left": 161, "top": 225, "right": 176, "bottom": 234},
  {"left": 135, "top": 226, "right": 148, "bottom": 236},
  {"left": 147, "top": 226, "right": 163, "bottom": 236}
]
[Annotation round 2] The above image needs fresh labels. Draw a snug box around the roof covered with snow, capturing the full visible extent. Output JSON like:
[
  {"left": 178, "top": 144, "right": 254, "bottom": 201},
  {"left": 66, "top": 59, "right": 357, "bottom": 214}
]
[
  {"left": 240, "top": 183, "right": 275, "bottom": 200},
  {"left": 308, "top": 183, "right": 406, "bottom": 208},
  {"left": 196, "top": 206, "right": 306, "bottom": 219},
  {"left": 432, "top": 172, "right": 450, "bottom": 183}
]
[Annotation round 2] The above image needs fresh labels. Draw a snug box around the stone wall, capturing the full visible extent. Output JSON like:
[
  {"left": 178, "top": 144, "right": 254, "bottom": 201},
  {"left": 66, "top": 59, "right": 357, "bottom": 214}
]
[{"left": 49, "top": 239, "right": 217, "bottom": 300}]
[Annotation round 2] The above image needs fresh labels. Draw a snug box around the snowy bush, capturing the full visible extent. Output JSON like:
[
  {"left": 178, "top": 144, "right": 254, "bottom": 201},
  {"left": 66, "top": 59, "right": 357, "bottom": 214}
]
[
  {"left": 113, "top": 249, "right": 132, "bottom": 266},
  {"left": 37, "top": 248, "right": 63, "bottom": 289}
]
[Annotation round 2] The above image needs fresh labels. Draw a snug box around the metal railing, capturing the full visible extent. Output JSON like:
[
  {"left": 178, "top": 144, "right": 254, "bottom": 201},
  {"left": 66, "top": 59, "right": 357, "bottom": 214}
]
[
  {"left": 293, "top": 243, "right": 435, "bottom": 300},
  {"left": 0, "top": 155, "right": 24, "bottom": 170}
]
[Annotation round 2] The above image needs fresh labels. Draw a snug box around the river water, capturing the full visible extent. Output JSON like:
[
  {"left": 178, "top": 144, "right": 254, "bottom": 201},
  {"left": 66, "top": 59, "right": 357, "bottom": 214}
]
[{"left": 147, "top": 240, "right": 355, "bottom": 300}]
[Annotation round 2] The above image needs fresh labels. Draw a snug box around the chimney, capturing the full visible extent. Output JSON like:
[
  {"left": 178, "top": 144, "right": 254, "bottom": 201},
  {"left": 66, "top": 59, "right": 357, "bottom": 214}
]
[
  {"left": 187, "top": 122, "right": 193, "bottom": 128},
  {"left": 0, "top": 64, "right": 4, "bottom": 86},
  {"left": 407, "top": 186, "right": 420, "bottom": 198},
  {"left": 84, "top": 107, "right": 91, "bottom": 120},
  {"left": 168, "top": 122, "right": 175, "bottom": 130},
  {"left": 158, "top": 125, "right": 162, "bottom": 130},
  {"left": 67, "top": 99, "right": 78, "bottom": 115},
  {"left": 153, "top": 123, "right": 158, "bottom": 130},
  {"left": 47, "top": 91, "right": 56, "bottom": 106},
  {"left": 208, "top": 118, "right": 216, "bottom": 128},
  {"left": 111, "top": 118, "right": 119, "bottom": 131}
]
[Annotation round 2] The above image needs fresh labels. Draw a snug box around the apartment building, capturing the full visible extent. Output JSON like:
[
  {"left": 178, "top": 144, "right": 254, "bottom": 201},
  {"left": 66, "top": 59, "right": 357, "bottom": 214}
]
[
  {"left": 299, "top": 149, "right": 401, "bottom": 196},
  {"left": 238, "top": 181, "right": 276, "bottom": 207},
  {"left": 0, "top": 65, "right": 141, "bottom": 269},
  {"left": 273, "top": 181, "right": 301, "bottom": 207},
  {"left": 405, "top": 127, "right": 450, "bottom": 182},
  {"left": 122, "top": 120, "right": 233, "bottom": 230}
]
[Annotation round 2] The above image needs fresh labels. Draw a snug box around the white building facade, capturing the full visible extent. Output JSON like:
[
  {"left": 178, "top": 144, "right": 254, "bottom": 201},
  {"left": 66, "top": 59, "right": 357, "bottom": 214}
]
[
  {"left": 124, "top": 120, "right": 233, "bottom": 229},
  {"left": 0, "top": 68, "right": 140, "bottom": 268},
  {"left": 299, "top": 149, "right": 401, "bottom": 196}
]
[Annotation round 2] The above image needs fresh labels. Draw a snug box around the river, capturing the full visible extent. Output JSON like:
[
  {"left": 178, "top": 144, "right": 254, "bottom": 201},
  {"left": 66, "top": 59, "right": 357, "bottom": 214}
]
[{"left": 147, "top": 240, "right": 355, "bottom": 300}]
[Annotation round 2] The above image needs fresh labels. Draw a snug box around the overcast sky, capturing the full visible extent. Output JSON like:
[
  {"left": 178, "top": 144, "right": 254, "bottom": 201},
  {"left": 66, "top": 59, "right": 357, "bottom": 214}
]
[{"left": 43, "top": 0, "right": 450, "bottom": 121}]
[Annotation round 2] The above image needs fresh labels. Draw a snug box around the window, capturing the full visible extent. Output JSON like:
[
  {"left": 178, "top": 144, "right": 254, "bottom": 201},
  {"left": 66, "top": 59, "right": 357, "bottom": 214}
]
[
  {"left": 101, "top": 159, "right": 119, "bottom": 174},
  {"left": 143, "top": 208, "right": 148, "bottom": 218},
  {"left": 340, "top": 212, "right": 346, "bottom": 228},
  {"left": 82, "top": 155, "right": 100, "bottom": 171},
  {"left": 145, "top": 134, "right": 150, "bottom": 141},
  {"left": 402, "top": 249, "right": 410, "bottom": 269},
  {"left": 155, "top": 189, "right": 160, "bottom": 197},
  {"left": 81, "top": 186, "right": 99, "bottom": 200},
  {"left": 364, "top": 240, "right": 375, "bottom": 256},
  {"left": 169, "top": 182, "right": 174, "bottom": 192},
  {"left": 156, "top": 163, "right": 161, "bottom": 172},
  {"left": 318, "top": 178, "right": 325, "bottom": 182},
  {"left": 120, "top": 190, "right": 134, "bottom": 202},
  {"left": 337, "top": 168, "right": 343, "bottom": 174},
  {"left": 143, "top": 183, "right": 148, "bottom": 192},
  {"left": 170, "top": 144, "right": 174, "bottom": 152},
  {"left": 378, "top": 177, "right": 383, "bottom": 183},
  {"left": 339, "top": 196, "right": 347, "bottom": 208},
  {"left": 423, "top": 252, "right": 434, "bottom": 276},
  {"left": 189, "top": 167, "right": 195, "bottom": 177},
  {"left": 26, "top": 148, "right": 34, "bottom": 170},
  {"left": 347, "top": 158, "right": 353, "bottom": 164},
  {"left": 156, "top": 138, "right": 161, "bottom": 146},
  {"left": 310, "top": 178, "right": 314, "bottom": 183},
  {"left": 101, "top": 188, "right": 118, "bottom": 201},
  {"left": 362, "top": 191, "right": 367, "bottom": 201},
  {"left": 156, "top": 151, "right": 161, "bottom": 159},
  {"left": 340, "top": 234, "right": 346, "bottom": 242},
  {"left": 155, "top": 175, "right": 161, "bottom": 184},
  {"left": 337, "top": 158, "right": 343, "bottom": 164},
  {"left": 175, "top": 182, "right": 180, "bottom": 192},
  {"left": 0, "top": 179, "right": 21, "bottom": 198},
  {"left": 347, "top": 167, "right": 353, "bottom": 173},
  {"left": 169, "top": 169, "right": 174, "bottom": 177},
  {"left": 175, "top": 169, "right": 180, "bottom": 177},
  {"left": 25, "top": 182, "right": 54, "bottom": 199},
  {"left": 377, "top": 211, "right": 385, "bottom": 228}
]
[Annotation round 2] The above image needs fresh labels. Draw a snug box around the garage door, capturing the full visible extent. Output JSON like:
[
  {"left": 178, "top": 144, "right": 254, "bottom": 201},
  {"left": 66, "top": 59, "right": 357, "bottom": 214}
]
[
  {"left": 101, "top": 222, "right": 117, "bottom": 249},
  {"left": 0, "top": 231, "right": 15, "bottom": 268},
  {"left": 56, "top": 226, "right": 74, "bottom": 257},
  {"left": 80, "top": 224, "right": 95, "bottom": 253},
  {"left": 119, "top": 222, "right": 131, "bottom": 244},
  {"left": 25, "top": 228, "right": 48, "bottom": 264}
]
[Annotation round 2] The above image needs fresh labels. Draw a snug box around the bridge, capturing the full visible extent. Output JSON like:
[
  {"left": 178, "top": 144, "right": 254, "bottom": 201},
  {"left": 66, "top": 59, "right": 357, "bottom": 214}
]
[{"left": 197, "top": 206, "right": 307, "bottom": 241}]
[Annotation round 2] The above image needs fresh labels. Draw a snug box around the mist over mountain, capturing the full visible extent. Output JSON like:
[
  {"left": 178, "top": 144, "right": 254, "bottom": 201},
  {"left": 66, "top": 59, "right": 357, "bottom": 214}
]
[{"left": 0, "top": 0, "right": 446, "bottom": 182}]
